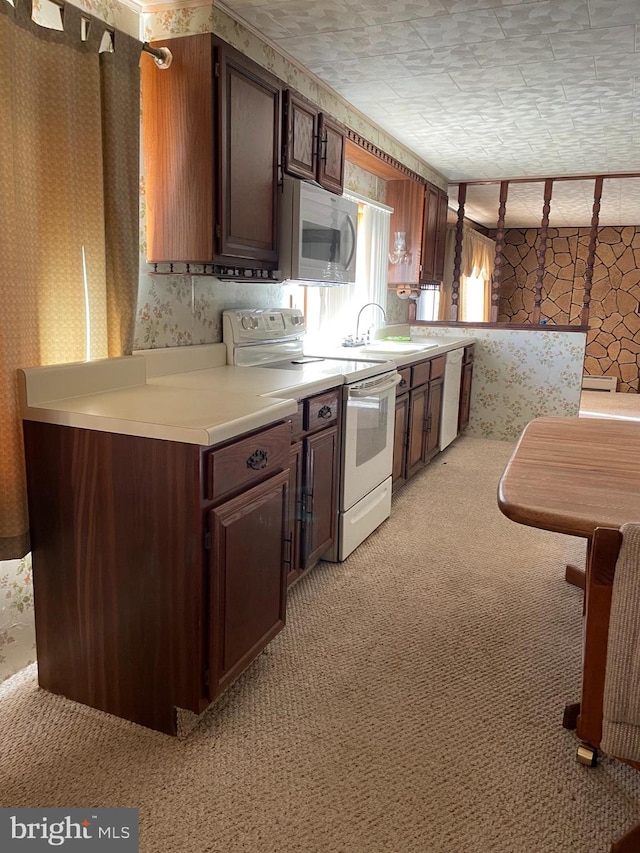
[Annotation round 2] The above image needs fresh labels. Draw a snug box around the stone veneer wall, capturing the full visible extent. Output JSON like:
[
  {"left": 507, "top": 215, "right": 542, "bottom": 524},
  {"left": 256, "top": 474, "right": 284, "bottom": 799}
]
[{"left": 497, "top": 227, "right": 640, "bottom": 393}]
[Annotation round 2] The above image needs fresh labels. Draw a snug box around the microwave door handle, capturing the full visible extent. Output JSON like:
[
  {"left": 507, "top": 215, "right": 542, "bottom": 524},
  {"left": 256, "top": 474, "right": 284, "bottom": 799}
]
[
  {"left": 343, "top": 214, "right": 357, "bottom": 271},
  {"left": 349, "top": 374, "right": 401, "bottom": 397}
]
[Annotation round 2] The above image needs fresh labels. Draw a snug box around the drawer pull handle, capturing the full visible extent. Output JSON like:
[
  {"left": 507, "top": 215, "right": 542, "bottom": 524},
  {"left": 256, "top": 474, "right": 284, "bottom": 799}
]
[
  {"left": 399, "top": 378, "right": 407, "bottom": 388},
  {"left": 246, "top": 449, "right": 268, "bottom": 470},
  {"left": 318, "top": 405, "right": 333, "bottom": 419}
]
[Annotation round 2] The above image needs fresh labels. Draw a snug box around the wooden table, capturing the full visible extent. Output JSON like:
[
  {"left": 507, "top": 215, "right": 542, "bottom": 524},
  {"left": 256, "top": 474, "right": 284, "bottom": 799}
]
[
  {"left": 499, "top": 415, "right": 640, "bottom": 538},
  {"left": 499, "top": 416, "right": 640, "bottom": 851},
  {"left": 498, "top": 416, "right": 640, "bottom": 588}
]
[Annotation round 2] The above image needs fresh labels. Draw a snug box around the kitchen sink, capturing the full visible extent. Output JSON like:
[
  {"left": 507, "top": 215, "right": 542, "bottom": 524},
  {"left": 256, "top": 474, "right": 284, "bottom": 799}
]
[{"left": 360, "top": 340, "right": 439, "bottom": 355}]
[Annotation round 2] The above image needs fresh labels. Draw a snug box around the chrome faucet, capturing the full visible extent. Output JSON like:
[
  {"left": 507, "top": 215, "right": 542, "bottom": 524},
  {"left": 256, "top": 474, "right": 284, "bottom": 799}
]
[{"left": 355, "top": 302, "right": 387, "bottom": 345}]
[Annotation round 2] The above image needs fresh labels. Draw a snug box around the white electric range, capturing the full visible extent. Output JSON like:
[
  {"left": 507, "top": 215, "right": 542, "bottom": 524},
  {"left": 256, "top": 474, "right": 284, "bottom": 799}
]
[{"left": 223, "top": 308, "right": 400, "bottom": 561}]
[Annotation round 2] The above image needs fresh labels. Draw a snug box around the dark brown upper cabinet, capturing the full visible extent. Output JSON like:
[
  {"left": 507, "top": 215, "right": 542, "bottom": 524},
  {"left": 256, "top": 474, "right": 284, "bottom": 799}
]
[
  {"left": 386, "top": 178, "right": 448, "bottom": 286},
  {"left": 282, "top": 89, "right": 345, "bottom": 195},
  {"left": 420, "top": 183, "right": 449, "bottom": 284},
  {"left": 141, "top": 34, "right": 280, "bottom": 269},
  {"left": 386, "top": 179, "right": 425, "bottom": 286}
]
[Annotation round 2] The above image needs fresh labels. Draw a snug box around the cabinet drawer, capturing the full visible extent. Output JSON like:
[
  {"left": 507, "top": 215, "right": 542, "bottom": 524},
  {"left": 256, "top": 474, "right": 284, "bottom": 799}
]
[
  {"left": 206, "top": 421, "right": 290, "bottom": 502},
  {"left": 304, "top": 389, "right": 340, "bottom": 432},
  {"left": 430, "top": 355, "right": 446, "bottom": 380},
  {"left": 397, "top": 368, "right": 411, "bottom": 395},
  {"left": 464, "top": 345, "right": 475, "bottom": 363},
  {"left": 411, "top": 360, "right": 431, "bottom": 388},
  {"left": 290, "top": 402, "right": 304, "bottom": 441}
]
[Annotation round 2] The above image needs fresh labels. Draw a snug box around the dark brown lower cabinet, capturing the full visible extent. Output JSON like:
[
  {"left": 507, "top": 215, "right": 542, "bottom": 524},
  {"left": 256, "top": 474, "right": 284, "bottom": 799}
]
[
  {"left": 406, "top": 383, "right": 428, "bottom": 479},
  {"left": 208, "top": 471, "right": 289, "bottom": 697},
  {"left": 302, "top": 427, "right": 338, "bottom": 567},
  {"left": 393, "top": 355, "right": 447, "bottom": 489},
  {"left": 422, "top": 372, "right": 444, "bottom": 464},
  {"left": 287, "top": 441, "right": 304, "bottom": 584},
  {"left": 287, "top": 388, "right": 340, "bottom": 585},
  {"left": 392, "top": 392, "right": 409, "bottom": 490},
  {"left": 22, "top": 418, "right": 292, "bottom": 735}
]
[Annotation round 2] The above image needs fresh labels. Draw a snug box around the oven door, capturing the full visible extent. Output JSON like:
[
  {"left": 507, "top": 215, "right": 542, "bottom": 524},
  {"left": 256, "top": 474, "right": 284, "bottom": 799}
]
[{"left": 341, "top": 371, "right": 400, "bottom": 511}]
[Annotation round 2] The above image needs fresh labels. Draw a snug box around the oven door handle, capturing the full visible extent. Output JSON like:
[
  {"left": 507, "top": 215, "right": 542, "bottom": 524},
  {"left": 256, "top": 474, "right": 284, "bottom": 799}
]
[{"left": 349, "top": 374, "right": 401, "bottom": 398}]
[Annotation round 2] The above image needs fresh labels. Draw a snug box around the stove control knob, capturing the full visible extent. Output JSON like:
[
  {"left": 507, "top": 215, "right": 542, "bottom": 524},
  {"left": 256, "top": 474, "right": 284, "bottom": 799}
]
[{"left": 241, "top": 316, "right": 253, "bottom": 330}]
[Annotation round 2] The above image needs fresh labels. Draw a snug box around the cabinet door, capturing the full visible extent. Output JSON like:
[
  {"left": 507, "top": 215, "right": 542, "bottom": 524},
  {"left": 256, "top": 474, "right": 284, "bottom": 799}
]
[
  {"left": 420, "top": 183, "right": 440, "bottom": 283},
  {"left": 208, "top": 470, "right": 288, "bottom": 697},
  {"left": 423, "top": 375, "right": 444, "bottom": 463},
  {"left": 459, "top": 362, "right": 474, "bottom": 433},
  {"left": 283, "top": 89, "right": 317, "bottom": 182},
  {"left": 302, "top": 425, "right": 338, "bottom": 568},
  {"left": 317, "top": 113, "right": 345, "bottom": 195},
  {"left": 217, "top": 45, "right": 280, "bottom": 266},
  {"left": 406, "top": 385, "right": 428, "bottom": 479},
  {"left": 386, "top": 180, "right": 424, "bottom": 285},
  {"left": 287, "top": 441, "right": 304, "bottom": 585},
  {"left": 393, "top": 393, "right": 410, "bottom": 490},
  {"left": 141, "top": 35, "right": 214, "bottom": 263}
]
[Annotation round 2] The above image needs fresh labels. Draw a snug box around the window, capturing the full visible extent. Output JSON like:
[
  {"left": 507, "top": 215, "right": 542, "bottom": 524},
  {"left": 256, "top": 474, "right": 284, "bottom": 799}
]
[{"left": 436, "top": 225, "right": 495, "bottom": 322}]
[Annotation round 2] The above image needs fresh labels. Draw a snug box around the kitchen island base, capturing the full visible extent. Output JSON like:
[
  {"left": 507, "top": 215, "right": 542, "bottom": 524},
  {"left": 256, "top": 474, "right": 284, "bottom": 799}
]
[{"left": 23, "top": 419, "right": 291, "bottom": 735}]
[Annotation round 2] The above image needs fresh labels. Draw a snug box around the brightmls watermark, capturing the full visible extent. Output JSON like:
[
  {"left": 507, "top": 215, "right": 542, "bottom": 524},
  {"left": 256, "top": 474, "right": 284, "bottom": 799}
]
[{"left": 0, "top": 809, "right": 138, "bottom": 850}]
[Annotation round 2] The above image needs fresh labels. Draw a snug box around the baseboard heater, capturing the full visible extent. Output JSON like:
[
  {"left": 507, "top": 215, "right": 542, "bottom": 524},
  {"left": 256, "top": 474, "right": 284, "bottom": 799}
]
[{"left": 582, "top": 375, "right": 617, "bottom": 392}]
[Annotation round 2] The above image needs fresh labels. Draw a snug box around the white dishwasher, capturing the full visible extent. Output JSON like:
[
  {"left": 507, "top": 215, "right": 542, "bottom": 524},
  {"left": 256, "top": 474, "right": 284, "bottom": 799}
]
[{"left": 439, "top": 348, "right": 464, "bottom": 450}]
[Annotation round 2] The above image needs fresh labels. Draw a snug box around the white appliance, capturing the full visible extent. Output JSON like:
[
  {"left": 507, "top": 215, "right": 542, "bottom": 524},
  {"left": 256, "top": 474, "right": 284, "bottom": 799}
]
[
  {"left": 439, "top": 347, "right": 464, "bottom": 450},
  {"left": 279, "top": 177, "right": 358, "bottom": 286},
  {"left": 223, "top": 308, "right": 399, "bottom": 561}
]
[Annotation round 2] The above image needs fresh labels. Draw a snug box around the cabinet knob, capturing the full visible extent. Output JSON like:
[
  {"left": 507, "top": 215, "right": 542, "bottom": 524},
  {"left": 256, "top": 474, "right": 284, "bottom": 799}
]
[
  {"left": 399, "top": 378, "right": 407, "bottom": 389},
  {"left": 318, "top": 405, "right": 333, "bottom": 419},
  {"left": 246, "top": 449, "right": 268, "bottom": 470}
]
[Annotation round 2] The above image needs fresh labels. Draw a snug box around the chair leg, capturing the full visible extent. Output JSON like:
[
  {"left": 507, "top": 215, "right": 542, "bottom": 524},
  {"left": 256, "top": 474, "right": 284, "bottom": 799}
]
[
  {"left": 611, "top": 821, "right": 640, "bottom": 852},
  {"left": 576, "top": 743, "right": 598, "bottom": 766}
]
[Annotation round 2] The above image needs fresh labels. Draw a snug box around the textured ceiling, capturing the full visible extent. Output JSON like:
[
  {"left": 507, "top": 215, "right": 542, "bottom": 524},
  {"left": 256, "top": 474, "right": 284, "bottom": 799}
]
[{"left": 217, "top": 0, "right": 640, "bottom": 226}]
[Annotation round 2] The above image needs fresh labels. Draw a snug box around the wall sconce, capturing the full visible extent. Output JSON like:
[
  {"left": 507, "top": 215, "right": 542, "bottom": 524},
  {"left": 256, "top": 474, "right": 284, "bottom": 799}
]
[{"left": 389, "top": 231, "right": 411, "bottom": 265}]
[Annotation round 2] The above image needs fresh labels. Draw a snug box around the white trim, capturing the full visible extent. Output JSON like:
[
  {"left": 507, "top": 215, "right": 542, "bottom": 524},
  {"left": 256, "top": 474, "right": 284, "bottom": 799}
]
[
  {"left": 136, "top": 0, "right": 205, "bottom": 11},
  {"left": 343, "top": 190, "right": 393, "bottom": 214}
]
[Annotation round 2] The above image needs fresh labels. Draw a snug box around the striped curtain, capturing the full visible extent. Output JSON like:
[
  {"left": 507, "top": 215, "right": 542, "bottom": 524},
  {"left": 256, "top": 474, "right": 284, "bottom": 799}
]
[{"left": 0, "top": 0, "right": 140, "bottom": 559}]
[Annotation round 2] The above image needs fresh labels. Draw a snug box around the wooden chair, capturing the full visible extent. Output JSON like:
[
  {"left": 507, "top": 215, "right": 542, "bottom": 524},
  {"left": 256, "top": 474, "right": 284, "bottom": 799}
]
[{"left": 571, "top": 526, "right": 640, "bottom": 853}]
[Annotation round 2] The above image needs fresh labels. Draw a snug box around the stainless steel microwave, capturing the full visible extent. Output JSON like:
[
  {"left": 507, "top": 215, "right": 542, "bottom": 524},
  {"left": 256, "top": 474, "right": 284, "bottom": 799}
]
[{"left": 279, "top": 177, "right": 358, "bottom": 286}]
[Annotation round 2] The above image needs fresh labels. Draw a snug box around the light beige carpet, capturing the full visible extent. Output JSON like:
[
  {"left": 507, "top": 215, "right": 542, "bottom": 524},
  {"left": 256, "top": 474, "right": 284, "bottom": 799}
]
[{"left": 2, "top": 436, "right": 640, "bottom": 853}]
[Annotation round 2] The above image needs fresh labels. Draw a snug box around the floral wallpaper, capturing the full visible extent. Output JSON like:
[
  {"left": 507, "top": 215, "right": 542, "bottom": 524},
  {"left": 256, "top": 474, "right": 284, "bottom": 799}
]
[
  {"left": 0, "top": 556, "right": 35, "bottom": 684},
  {"left": 134, "top": 275, "right": 291, "bottom": 348},
  {"left": 411, "top": 325, "right": 587, "bottom": 442},
  {"left": 344, "top": 162, "right": 386, "bottom": 205}
]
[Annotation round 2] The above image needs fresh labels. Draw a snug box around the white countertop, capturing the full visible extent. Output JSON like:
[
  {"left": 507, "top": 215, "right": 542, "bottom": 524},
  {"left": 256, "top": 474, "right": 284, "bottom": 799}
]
[
  {"left": 149, "top": 364, "right": 351, "bottom": 400},
  {"left": 19, "top": 335, "right": 475, "bottom": 447},
  {"left": 306, "top": 335, "right": 475, "bottom": 368},
  {"left": 18, "top": 345, "right": 345, "bottom": 447}
]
